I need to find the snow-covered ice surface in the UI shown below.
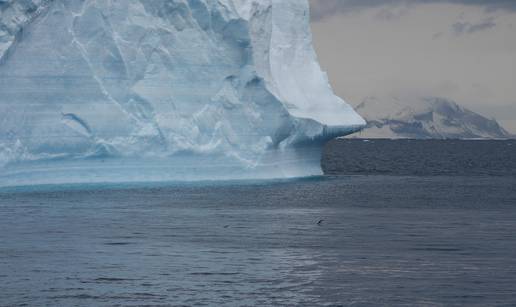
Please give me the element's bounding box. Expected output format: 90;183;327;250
352;96;510;139
0;0;364;187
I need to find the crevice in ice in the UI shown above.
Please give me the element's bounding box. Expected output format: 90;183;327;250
61;113;93;139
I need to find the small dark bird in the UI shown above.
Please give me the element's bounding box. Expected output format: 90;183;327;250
317;219;324;225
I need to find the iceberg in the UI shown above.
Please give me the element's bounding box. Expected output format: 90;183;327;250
0;0;365;187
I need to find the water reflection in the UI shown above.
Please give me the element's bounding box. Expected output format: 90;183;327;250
1;175;516;305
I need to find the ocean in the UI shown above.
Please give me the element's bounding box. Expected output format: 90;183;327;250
1;139;515;306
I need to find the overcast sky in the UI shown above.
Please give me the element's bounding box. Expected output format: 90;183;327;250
309;0;516;133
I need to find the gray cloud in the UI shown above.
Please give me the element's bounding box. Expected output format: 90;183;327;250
452;17;496;34
309;0;516;21
309;2;516;133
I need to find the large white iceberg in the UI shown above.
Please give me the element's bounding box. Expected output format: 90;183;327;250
0;0;365;187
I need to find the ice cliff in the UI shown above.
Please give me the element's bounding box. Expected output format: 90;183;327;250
0;0;365;186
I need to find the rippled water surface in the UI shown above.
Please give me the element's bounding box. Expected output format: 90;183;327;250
1;140;516;306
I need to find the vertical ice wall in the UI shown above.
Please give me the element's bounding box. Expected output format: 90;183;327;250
0;0;365;186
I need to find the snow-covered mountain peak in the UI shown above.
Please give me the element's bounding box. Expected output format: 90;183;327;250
354;96;511;139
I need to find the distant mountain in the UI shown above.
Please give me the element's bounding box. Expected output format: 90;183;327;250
351;96;512;139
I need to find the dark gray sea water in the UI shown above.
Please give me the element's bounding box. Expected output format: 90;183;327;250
1;139;516;306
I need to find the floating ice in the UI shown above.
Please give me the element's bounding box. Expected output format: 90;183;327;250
0;0;365;187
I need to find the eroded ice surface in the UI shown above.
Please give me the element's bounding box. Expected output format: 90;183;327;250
0;0;365;186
